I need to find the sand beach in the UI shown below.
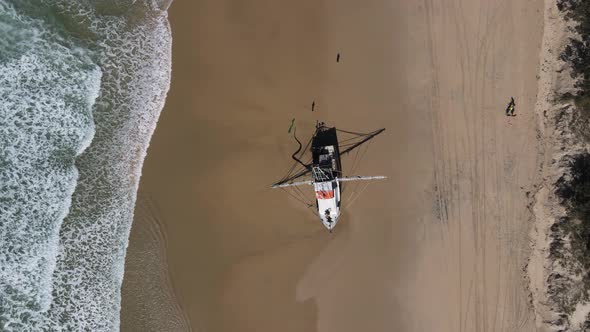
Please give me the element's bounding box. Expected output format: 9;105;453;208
122;0;547;331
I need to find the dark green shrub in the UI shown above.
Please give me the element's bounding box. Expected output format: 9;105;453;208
555;154;590;304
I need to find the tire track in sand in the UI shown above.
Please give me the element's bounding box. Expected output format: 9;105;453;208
415;0;542;331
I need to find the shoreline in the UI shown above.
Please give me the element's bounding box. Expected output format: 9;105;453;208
121;194;191;332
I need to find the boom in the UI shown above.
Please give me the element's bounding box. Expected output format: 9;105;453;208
272;176;386;188
272;180;313;188
339;128;385;156
336;175;387;182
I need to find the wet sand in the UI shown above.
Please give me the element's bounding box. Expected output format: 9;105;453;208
121;195;191;332
122;0;545;331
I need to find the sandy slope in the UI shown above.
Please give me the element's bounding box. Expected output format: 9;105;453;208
527;1;588;330
122;0;545;331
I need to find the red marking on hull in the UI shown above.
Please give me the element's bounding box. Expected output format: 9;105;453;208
316;190;335;199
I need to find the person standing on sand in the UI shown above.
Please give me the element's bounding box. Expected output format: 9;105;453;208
506;97;516;116
312;101;315;112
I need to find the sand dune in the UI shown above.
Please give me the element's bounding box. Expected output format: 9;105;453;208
122;0;545;331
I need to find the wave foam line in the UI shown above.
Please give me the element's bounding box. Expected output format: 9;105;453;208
39;3;174;331
0;1;101;330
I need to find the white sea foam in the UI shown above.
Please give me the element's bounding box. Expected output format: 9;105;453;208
0;2;101;330
40;1;173;331
0;1;172;331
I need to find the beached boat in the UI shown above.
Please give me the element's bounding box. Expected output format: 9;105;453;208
272;122;386;231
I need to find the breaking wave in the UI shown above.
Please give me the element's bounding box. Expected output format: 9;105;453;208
0;0;172;330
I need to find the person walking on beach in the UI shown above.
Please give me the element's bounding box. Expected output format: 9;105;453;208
506;97;516;116
312;101;315;112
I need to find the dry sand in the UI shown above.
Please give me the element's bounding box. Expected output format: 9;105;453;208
122;0;546;331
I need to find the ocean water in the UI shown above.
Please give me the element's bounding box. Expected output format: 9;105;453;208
0;1;172;330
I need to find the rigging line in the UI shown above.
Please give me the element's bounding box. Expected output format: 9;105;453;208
339;135;366;144
342;146;362;195
292;180;306;196
293;185;311;206
286;178;312;206
344;181;371;210
280;187;313;208
336;128;372;136
275;167;312;186
282;164;307;182
340;135;362;142
349;138;370;179
350;137;371;179
339;128;385;156
292;157;313;174
341;179;357;206
339;142;364;147
296;189;314;210
350;149;363;191
349;143;363;174
281;161;299;182
338;142;359;148
351;139;372;176
280;156;314;183
345;140;372;196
